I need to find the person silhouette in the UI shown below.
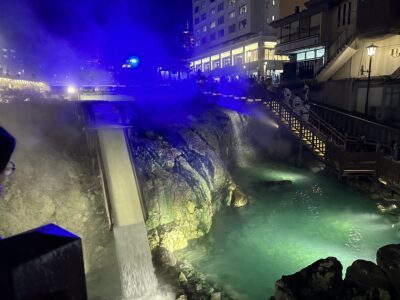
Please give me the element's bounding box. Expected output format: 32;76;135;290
0;127;16;197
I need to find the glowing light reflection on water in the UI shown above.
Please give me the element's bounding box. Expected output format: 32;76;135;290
176;163;400;299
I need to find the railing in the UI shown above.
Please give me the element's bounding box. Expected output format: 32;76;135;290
325;142;377;177
206;90;346;159
311;102;400;147
267;100;326;157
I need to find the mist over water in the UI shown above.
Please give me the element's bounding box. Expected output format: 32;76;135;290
176;163;400;299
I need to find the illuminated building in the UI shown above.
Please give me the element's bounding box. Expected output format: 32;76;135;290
271;0;400;121
191;0;306;79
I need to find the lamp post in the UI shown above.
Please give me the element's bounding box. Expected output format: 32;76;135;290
364;44;377;115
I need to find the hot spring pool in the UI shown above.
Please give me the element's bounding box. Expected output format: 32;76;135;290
175;163;400;299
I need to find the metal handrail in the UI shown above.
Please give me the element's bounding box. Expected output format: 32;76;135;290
277;100;346;146
311;102;400;132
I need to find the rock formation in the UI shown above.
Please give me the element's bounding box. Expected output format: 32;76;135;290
130;108;250;252
274;244;400;300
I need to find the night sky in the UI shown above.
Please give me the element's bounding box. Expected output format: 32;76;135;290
0;0;192;74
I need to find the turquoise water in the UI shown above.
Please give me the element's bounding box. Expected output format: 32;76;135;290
175;163;400;299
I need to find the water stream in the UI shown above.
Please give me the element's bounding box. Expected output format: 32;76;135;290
176;163;400;299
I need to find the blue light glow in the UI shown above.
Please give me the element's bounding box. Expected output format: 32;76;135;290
128;56;140;68
36;223;79;239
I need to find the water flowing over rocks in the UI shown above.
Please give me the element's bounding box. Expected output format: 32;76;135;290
129;108;250;253
274;244;400;300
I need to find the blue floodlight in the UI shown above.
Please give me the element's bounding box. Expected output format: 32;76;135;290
128;56;140;68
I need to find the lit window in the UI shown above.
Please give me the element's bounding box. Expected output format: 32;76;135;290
229;0;236;5
297;53;306;61
272;0;275;5
210;21;217;28
203;25;207;32
229;11;235;18
239;4;247;15
272;15;275;21
210;8;216;15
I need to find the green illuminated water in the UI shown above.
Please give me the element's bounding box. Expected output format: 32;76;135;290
175;163;400;299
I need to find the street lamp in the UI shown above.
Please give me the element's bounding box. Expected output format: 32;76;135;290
364;44;378;115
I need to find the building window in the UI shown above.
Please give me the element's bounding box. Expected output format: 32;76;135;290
342;3;346;26
239;4;247;15
228;24;236;33
218;16;224;25
210;0;216;3
200;1;206;9
195;41;200;47
213;60;220;69
266;48;290;61
195;17;200;25
201;37;207;44
272;0;275;5
196;30;201;36
201;13;207;21
234;54;243;65
337;5;341;27
218;2;224;11
246;49;258;63
202;25;207;32
229;0;236;5
203;62;211;71
195;6;199;13
239;19;247;30
272;15;275;21
210;8;216;15
348;2;352;24
210;21;217;28
223;57;231;67
289;21;299;40
299;17;311;38
229;11;235;18
210;33;216;40
218;29;225;37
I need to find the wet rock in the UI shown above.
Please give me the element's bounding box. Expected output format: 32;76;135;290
232;189;248;208
152;246;177;267
179;272;188;284
275;257;343;300
132;109;251;251
377;244;400;298
210;292;222;300
344;259;392;300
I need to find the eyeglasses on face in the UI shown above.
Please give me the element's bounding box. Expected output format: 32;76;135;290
4;161;16;177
